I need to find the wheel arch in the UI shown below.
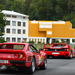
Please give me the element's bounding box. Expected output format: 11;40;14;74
33;55;36;62
71;50;72;53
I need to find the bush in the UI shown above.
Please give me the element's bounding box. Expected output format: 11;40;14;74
28;41;34;43
38;41;41;44
0;38;7;43
47;42;49;44
42;42;45;44
55;40;59;43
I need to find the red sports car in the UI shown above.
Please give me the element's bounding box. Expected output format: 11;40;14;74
42;43;75;59
0;43;47;74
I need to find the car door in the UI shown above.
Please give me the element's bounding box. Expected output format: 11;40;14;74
29;45;42;67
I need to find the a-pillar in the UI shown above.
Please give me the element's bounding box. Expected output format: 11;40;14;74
70;38;72;44
50;38;52;44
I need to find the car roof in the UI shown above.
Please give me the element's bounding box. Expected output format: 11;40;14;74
0;42;29;45
53;43;67;45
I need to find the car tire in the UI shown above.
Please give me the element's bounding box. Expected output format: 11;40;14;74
40;56;47;70
25;57;35;74
69;51;72;59
47;56;50;59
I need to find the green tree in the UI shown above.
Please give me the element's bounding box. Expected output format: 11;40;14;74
67;0;73;14
23;0;32;15
0;4;7;37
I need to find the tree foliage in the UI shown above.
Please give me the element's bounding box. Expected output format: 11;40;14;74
0;4;7;36
0;4;7;42
0;0;75;27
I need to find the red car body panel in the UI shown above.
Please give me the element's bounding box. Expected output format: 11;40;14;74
0;43;46;68
43;43;75;58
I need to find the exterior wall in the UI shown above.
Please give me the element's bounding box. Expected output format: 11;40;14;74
28;21;46;37
27;37;46;44
2;10;29;43
52;22;75;38
29;21;75;39
2;10;75;44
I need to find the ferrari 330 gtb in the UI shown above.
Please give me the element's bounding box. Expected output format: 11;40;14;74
43;43;75;59
0;43;47;74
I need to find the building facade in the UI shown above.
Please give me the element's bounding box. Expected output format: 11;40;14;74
28;21;75;44
1;10;75;44
2;10;29;43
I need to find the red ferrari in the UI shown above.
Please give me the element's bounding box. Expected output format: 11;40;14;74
0;43;47;74
42;43;75;59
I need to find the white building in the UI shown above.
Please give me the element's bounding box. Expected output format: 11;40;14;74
2;10;29;43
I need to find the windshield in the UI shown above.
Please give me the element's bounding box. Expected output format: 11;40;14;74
53;44;65;48
0;44;25;50
44;44;52;48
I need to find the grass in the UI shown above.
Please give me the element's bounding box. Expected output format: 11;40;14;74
69;44;75;48
32;44;44;50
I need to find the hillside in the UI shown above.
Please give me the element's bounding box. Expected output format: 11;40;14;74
0;0;75;28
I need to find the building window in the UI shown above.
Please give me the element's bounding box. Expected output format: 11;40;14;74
6;15;11;17
7;21;10;25
2;37;5;40
12;38;16;42
23;17;26;19
12;21;16;26
6;37;10;42
6;29;10;33
18;22;21;26
23;30;26;34
12;15;16;18
23;22;26;27
17;16;22;19
47;31;52;35
3;14;5;17
18;38;21;42
12;29;16;34
18;29;21;34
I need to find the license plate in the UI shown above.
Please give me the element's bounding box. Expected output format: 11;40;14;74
52;52;59;54
0;60;8;63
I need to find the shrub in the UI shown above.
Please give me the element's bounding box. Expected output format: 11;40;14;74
0;38;7;43
42;42;45;44
55;40;59;43
38;41;41;44
28;41;34;43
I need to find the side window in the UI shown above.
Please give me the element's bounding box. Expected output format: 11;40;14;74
29;46;33;52
29;45;39;53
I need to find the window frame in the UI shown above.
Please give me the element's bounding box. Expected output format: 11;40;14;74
12;29;16;34
6;37;10;42
12;38;16;42
7;21;10;25
18;29;21;34
12;21;16;26
23;30;26;34
18;22;21;26
23;22;26;27
6;29;10;33
29;45;39;53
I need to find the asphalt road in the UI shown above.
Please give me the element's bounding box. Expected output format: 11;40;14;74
0;57;75;75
